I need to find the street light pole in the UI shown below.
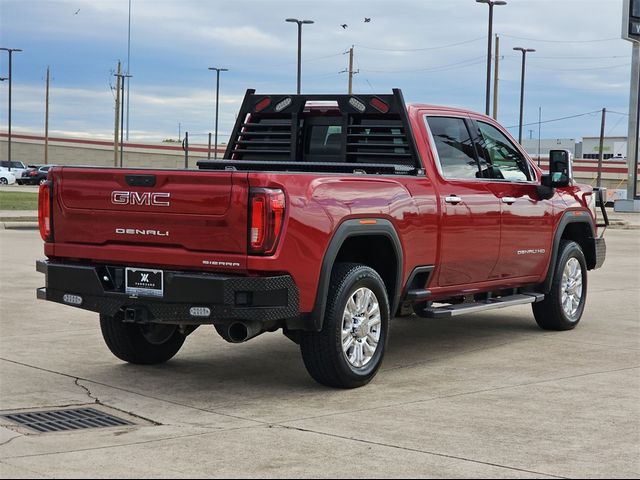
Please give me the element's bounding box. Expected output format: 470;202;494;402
513;47;535;144
285;18;314;94
0;47;23;171
476;0;506;116
208;67;228;160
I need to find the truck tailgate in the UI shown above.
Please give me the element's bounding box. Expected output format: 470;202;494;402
52;168;249;257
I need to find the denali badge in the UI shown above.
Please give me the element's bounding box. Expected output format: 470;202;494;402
111;191;170;207
517;249;546;255
116;228;169;237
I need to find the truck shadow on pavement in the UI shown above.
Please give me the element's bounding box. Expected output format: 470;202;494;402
102;313;544;397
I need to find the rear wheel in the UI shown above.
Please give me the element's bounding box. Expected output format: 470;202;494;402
0;178;8;185
100;314;185;364
533;240;587;330
300;263;389;389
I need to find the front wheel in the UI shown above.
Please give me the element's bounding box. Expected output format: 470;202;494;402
100;314;186;364
300;263;390;389
0;178;8;185
533;240;588;331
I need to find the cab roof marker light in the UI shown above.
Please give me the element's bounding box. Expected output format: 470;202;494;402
370;97;390;113
274;97;293;112
348;97;366;113
254;97;272;113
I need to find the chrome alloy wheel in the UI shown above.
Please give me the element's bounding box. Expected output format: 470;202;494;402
341;287;382;368
561;257;583;318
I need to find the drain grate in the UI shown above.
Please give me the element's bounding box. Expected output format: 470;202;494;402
1;408;132;433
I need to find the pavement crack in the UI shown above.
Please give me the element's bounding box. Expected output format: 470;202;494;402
271;424;568;479
0;357;264;427
74;378;99;405
0;435;22;448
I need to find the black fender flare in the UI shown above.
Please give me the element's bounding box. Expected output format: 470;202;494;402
542;210;595;293
310;219;403;331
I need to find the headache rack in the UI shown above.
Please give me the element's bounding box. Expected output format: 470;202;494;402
197;89;423;175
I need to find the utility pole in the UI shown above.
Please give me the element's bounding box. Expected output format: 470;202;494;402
114;69;132;167
596;108;607;188
113;62;121;167
44;66;50;165
492;35;500;120
348;46;355;94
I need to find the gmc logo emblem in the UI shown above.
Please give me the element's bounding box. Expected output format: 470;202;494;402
111;191;170;207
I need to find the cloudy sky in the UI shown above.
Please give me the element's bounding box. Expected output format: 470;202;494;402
0;0;633;143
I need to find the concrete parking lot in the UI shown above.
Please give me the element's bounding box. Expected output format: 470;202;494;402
0;227;638;478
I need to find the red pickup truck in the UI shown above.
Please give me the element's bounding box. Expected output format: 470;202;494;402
37;89;607;388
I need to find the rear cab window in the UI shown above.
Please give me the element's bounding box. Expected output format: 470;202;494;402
425;116;480;180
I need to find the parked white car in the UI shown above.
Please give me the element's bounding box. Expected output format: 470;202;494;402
0;160;29;179
0;170;16;185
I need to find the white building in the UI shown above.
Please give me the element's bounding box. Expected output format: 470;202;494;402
521;138;576;158
581;136;627;160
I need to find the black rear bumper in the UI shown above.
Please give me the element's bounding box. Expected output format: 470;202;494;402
37;260;300;326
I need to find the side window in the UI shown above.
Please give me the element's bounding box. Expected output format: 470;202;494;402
426;116;479;179
476;122;532;182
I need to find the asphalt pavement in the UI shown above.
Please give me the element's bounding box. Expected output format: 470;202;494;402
0;228;638;478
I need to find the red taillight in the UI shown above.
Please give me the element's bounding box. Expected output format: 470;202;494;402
38;182;51;241
249;188;285;255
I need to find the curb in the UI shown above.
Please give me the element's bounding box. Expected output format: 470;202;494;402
2;222;38;230
0;216;37;223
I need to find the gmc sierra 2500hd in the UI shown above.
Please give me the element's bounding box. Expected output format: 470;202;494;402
37;89;608;388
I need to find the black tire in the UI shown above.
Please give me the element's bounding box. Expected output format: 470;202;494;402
300;263;390;389
0;178;8;185
533;240;588;331
100;314;185;364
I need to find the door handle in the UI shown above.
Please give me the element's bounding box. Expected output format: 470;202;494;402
501;197;517;205
445;195;462;205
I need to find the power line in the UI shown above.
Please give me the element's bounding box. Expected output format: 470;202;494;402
608;110;630;116
499;34;620;43
524;55;627;60
505;110;601;129
356;36;485;52
360;56;486;74
525;62;631;72
606;113;626;136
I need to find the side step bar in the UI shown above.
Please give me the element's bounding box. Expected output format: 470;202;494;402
418;293;544;319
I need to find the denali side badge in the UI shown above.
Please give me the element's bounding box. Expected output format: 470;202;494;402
111;191;170;207
517;249;546;255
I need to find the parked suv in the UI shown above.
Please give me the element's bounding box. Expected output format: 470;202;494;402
18;165;55;185
36;89;608;388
